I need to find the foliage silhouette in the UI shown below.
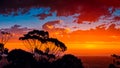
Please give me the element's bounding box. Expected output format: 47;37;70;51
111;54;120;59
108;54;120;68
44;38;67;58
0;55;2;60
5;49;36;68
19;30;49;52
2;46;84;68
0;31;12;55
3;48;9;54
1;31;12;45
19;30;67;61
0;43;4;55
34;48;44;55
109;64;116;68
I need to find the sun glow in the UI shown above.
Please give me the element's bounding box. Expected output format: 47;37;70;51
84;44;97;49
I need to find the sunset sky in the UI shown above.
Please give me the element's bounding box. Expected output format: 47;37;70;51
0;0;120;56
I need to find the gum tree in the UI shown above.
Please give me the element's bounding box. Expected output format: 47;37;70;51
19;30;67;60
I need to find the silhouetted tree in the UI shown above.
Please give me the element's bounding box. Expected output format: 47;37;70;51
109;54;120;68
0;43;4;55
34;48;44;55
52;54;84;68
6;49;36;68
3;48;9;54
19;30;49;53
47;54;55;61
19;30;67;61
111;54;120;59
0;31;12;55
1;31;12;44
46;38;67;56
109;64;116;68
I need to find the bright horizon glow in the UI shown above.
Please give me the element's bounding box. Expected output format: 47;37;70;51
5;40;120;56
84;44;97;49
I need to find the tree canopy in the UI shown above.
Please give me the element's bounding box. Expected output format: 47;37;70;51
19;30;67;58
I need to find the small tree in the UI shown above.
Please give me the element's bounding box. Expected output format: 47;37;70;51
0;31;12;55
1;31;12;45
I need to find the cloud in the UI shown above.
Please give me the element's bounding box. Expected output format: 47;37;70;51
0;0;120;23
34;13;52;20
42;20;62;30
0;25;32;41
42;20;70;37
49;23;120;43
113;16;120;21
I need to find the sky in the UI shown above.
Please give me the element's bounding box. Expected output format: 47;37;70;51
0;0;120;56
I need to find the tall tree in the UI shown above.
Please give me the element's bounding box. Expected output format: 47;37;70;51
19;30;49;53
19;30;67;59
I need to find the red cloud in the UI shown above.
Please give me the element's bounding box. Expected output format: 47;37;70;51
0;0;120;23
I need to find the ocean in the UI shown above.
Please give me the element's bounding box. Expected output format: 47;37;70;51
79;56;113;68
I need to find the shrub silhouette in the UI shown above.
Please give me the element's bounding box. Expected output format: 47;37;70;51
5;49;36;68
0;55;2;60
0;43;4;55
109;64;116;68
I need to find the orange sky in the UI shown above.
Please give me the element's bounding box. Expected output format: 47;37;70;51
5;37;120;56
3;24;120;56
41;24;120;56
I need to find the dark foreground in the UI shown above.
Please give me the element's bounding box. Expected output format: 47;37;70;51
0;49;84;68
0;55;112;68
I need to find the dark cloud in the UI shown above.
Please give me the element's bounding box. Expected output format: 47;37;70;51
113;16;120;21
35;13;52;20
0;0;120;23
